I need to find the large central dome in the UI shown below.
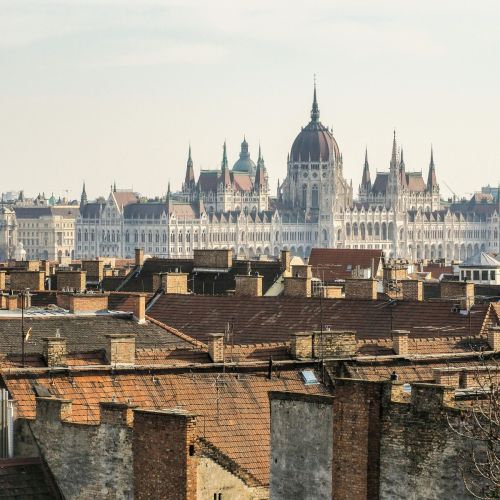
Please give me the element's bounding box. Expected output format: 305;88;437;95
290;87;340;162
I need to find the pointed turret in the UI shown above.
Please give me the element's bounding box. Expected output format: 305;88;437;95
390;130;398;169
80;182;87;208
427;146;437;191
399;148;407;187
361;147;371;190
184;144;195;188
254;146;267;189
310;79;320;122
113;181;117;193
219;141;231;188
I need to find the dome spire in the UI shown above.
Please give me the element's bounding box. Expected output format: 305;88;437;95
361;147;371;190
310;74;320;122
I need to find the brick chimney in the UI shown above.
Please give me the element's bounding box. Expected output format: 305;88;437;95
161;273;188;294
313;330;357;358
6;295;18;311
283;268;312;298
392;330;409;356
344;278;378;300
0;271;6;290
281;250;291;276
100;401;136;427
401;280;423;301
105;334;136;366
133;408;198;499
131;294;146;324
235;274;263;297
488;326;500;351
290;332;313;359
36;397;72;423
57;292;109;313
207;333;224;363
135;248;144;267
56;270;86;292
440;281;475;308
43;337;67;367
321;285;343;299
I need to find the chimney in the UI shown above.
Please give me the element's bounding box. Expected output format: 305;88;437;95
57;292;109;313
161;273;188;294
290;332;313;359
100;401;136;427
488;326;500;351
283;267;312;298
105;334;136;366
440;281;475;308
281;250;291;276
56;270;86;292
131;294;146;324
401;280;423;301
321;285;343;299
344;278;378;300
43;337;67;367
235;274;263;297
36;397;72;423
0;271;6;290
392;330;409;356
135;248;144;267
6;295;17;311
207;333;224;363
313;330;357;358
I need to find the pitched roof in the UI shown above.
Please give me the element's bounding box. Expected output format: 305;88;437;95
4;367;328;486
0;314;194;360
460;252;500;268
112;191;138;207
372;172;389;194
405;172;426;192
123;203;167;219
309;248;384;281
147;295;493;345
13;207;79;219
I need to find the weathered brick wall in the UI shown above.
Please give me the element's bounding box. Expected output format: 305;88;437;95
10;271;45;291
290;333;313;359
379;384;477;499
401;280;423;301
283;277;311;298
18;399;134;499
208;333;224;363
81;260;104;282
15;260;40;271
133;409;198;500
106;335;136;365
0;271;6;290
332;379;383;500
291;264;312;278
313;331;357;358
344;279;377;300
162;273;188;294
56;271;86;291
270;392;333;500
235;275;263;297
281;250;291;275
43;338;67;367
194;249;232;269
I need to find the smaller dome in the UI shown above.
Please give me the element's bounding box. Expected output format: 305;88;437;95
232;137;256;175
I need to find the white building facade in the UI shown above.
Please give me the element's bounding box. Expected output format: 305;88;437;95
76;88;500;261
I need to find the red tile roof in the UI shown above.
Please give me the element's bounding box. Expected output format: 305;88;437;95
148;295;494;345
309;248;384;281
4;366;327;486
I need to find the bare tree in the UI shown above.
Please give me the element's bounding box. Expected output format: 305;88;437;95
450;360;500;498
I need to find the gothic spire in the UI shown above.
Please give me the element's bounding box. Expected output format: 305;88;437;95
220;141;231;187
427;146;437;191
361;147;371;190
113;181;117;193
399;148;407;187
80;182;87;208
390;130;398;169
255;146;266;188
310;76;320;122
185;144;195;187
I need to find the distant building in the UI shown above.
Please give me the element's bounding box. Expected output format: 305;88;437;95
458;252;500;285
74;85;499;260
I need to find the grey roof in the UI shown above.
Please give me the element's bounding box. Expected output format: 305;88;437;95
14;206;80;219
0;314;191;356
460;252;500;268
79;203;104;218
124;203;167;219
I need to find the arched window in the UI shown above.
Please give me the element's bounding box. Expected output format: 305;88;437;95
374;223;380;237
311;185;319;209
84;230;88;242
125;231;130;243
134;231;138;243
346;223;351;237
367;223;373;236
162;231;167;243
353;223;358;237
302;184;307;209
382;223;387;240
155;231;159;243
360;223;366;240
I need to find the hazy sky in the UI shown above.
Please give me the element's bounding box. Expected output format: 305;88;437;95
1;0;499;201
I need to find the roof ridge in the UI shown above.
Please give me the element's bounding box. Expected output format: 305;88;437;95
145;315;207;349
